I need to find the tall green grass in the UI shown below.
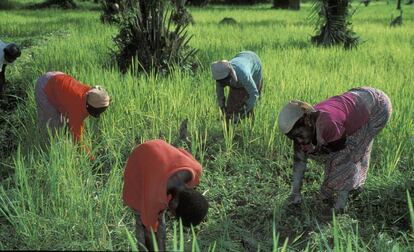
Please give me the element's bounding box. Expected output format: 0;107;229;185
1;2;414;250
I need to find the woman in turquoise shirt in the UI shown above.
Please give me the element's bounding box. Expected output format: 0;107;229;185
211;51;263;123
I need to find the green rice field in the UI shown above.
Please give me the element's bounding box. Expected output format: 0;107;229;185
0;0;414;250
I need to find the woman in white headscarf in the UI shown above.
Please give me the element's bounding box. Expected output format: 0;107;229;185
211;51;263;123
35;71;110;159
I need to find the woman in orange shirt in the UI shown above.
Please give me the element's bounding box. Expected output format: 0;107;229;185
123;139;209;251
35;71;110;154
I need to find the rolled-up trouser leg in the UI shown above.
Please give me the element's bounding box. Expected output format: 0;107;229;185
35;72;65;134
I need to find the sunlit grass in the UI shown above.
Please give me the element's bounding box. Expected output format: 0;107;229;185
0;1;414;250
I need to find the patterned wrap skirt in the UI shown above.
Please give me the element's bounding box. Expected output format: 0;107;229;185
309;87;392;197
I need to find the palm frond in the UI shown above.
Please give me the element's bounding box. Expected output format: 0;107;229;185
310;0;360;49
113;0;198;75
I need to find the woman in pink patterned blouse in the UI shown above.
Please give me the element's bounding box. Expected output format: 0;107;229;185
278;87;392;211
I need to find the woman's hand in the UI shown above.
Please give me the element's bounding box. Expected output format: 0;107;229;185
299;144;316;154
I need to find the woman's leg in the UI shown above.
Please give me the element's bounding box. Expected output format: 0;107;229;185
134;211;148;251
156;211;166;251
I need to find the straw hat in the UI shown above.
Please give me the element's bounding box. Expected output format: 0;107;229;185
211;60;238;82
278;100;315;134
87;86;110;108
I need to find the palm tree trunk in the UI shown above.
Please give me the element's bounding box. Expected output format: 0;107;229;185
397;0;402;9
289;0;300;9
272;0;300;10
272;0;290;9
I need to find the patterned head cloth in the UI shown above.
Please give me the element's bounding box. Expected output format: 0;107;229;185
278;100;316;134
211;60;238;82
87;86;110;108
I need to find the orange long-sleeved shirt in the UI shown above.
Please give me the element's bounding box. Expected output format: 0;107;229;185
123;140;202;232
44;74;91;142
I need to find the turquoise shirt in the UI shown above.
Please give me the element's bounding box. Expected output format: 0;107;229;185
216;51;262;113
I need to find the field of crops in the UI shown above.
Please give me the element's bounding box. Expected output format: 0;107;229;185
1;0;414;250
